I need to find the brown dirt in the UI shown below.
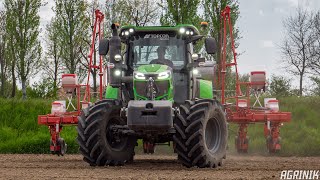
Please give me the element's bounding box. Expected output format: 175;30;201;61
0;154;319;180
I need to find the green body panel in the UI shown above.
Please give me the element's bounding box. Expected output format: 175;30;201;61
199;80;213;99
133;64;173;101
105;85;119;99
120;24;200;35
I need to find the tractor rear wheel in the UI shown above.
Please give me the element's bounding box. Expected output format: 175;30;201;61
77;100;136;166
173;99;228;168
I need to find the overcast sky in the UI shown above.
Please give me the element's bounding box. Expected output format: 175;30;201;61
236;0;319;88
1;0;319;88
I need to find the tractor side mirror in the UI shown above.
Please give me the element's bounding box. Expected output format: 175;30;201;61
99;38;109;55
205;37;217;54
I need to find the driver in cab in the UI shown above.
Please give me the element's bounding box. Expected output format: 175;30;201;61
150;46;174;68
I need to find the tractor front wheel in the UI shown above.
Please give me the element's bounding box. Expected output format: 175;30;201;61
77;100;136;166
174;99;228;168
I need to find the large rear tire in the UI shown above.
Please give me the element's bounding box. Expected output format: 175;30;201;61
77;100;136;166
173;99;228;168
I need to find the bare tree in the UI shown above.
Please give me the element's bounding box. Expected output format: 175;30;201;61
280;7;316;96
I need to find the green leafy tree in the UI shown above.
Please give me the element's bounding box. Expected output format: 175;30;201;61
160;0;201;25
269;75;292;97
4;0;42;99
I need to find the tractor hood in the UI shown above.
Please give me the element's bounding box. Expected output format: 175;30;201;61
136;64;171;74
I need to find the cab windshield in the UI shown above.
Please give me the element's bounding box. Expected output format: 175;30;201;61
130;35;185;69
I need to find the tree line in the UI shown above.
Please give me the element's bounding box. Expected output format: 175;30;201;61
0;0;240;99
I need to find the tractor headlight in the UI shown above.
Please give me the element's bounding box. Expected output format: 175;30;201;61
179;27;194;36
158;71;171;80
134;72;145;80
114;54;122;62
179;27;186;34
121;29;134;37
114;70;121;76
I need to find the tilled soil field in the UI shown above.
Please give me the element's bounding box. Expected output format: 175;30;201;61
0;154;319;180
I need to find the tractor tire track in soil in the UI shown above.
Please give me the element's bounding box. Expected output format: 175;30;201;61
0;154;319;180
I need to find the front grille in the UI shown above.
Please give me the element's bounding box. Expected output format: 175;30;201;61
135;80;169;99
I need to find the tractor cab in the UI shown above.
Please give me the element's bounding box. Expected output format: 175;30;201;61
100;24;217;104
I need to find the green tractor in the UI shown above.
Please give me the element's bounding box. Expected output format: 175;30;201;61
77;23;228;168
